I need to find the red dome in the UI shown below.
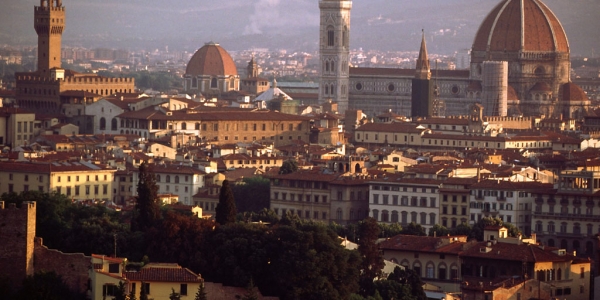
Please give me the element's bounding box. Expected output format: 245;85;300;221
562;82;588;102
472;0;569;53
185;42;238;77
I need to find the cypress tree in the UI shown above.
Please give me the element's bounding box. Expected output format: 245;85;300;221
135;162;161;231
215;180;237;225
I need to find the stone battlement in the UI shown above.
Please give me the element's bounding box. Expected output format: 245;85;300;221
35;6;65;12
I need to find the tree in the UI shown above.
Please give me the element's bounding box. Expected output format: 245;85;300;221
400;222;426;236
169;288;181;300
112;281;128;300
139;282;148;300
428;224;450;237
450;222;472;237
279;159;298;174
379;223;403;238
231;177;270;213
135;162;161;231
215;180;237;225
387;267;426;300
239;278;259;300
16;271;83;300
194;282;207;300
358;217;385;295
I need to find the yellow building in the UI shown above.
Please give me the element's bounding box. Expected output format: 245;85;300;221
0;107;40;148
89;255;203;300
0;161;116;202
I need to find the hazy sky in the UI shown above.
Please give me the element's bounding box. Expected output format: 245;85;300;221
1;0;598;56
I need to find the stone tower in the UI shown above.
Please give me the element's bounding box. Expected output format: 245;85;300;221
0;201;36;288
247;55;258;78
319;0;351;113
411;31;434;118
34;0;65;76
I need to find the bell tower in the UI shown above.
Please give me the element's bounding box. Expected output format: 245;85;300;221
319;0;351;113
34;0;65;76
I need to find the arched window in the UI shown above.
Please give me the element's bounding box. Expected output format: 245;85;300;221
156;175;161;182
175;176;180;184
331;61;335;72
230;77;235;89
557;268;562;280
343;26;348;48
426;263;435;278
336;208;342;220
181;123;187;130
166;175;171;183
327;26;335;47
438;263;447;280
195;123;200;130
111;118;117;131
325;61;330;72
211;78;218;88
372;209;379;221
381;210;389;222
99;117;106;130
325;84;329;95
391;211;399;223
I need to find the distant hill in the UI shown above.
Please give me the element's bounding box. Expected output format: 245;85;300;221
1;0;598;56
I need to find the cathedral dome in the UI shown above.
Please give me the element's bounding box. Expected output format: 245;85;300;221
472;0;569;53
185;42;238;77
561;82;588;102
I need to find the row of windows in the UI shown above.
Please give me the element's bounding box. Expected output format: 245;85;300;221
57;185;108;196
372;185;437;193
441;206;467;216
275;208;327;220
58;174;109;183
8;174;44;182
7;184;43;193
273;192;328;203
16;121;35;133
534;221;599;235
397;260;458;281
470;202;514;211
335;208;366;221
471;213;512;224
158;185;189;193
372;194;437;208
155;175;190;183
371;210;436;225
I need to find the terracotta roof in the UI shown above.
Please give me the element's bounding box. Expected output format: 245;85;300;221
507;85;519;100
185;42;237;77
472;0;569;53
379;235;467;254
562;82;589;102
460;241;575;263
125;264;202;283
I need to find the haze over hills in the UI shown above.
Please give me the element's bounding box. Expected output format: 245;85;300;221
1;0;599;56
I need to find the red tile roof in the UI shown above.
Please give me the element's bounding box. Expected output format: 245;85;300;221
125;264;202;283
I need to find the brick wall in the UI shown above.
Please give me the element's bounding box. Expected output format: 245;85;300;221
34;237;91;295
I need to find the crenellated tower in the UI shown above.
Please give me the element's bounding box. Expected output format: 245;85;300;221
34;0;65;76
319;0;352;113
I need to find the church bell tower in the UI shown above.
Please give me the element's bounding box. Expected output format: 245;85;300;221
319;0;351;113
34;0;65;76
411;31;434;119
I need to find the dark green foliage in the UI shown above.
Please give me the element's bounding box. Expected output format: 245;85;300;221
358;217;385;295
135;162;161;231
112;281;128;300
139;282;148;300
387;267;427;300
146;211;214;271
449;222;472;237
279;159;298;174
201;222;360;299
378;223;403;238
16;271;84;300
169;288;181;300
216;180;237;225
428;224;450;237
470;217;521;241
400;222;426;236
372;280;411;300
194;283;207;300
238;278;259;300
231;177;270;213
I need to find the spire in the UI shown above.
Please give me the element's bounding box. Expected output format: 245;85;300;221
416;29;431;80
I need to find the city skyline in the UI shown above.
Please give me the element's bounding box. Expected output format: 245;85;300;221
1;0;599;56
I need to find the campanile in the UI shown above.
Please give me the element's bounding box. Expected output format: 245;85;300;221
34;0;65;76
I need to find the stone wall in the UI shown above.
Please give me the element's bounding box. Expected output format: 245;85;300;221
0;201;36;288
